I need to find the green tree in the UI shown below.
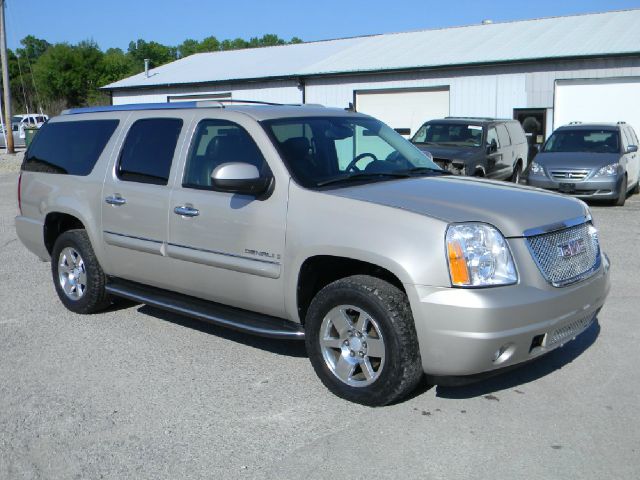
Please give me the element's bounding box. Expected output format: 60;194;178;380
33;40;103;109
127;39;177;72
199;36;221;52
220;38;249;51
178;38;200;58
15;35;51;62
100;48;134;85
248;34;286;48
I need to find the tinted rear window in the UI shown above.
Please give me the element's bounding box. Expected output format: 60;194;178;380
22;120;119;175
117;118;183;185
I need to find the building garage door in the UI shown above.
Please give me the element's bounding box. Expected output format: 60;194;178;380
355;87;450;138
554;78;640;135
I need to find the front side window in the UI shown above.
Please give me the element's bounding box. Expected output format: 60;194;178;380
411;123;483;147
117;118;183;185
264;116;441;188
22;120;119;175
183;119;269;189
543;129;619;153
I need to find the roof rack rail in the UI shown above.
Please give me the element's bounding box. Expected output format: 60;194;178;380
568;121;583;125
62;99;322;115
617;121;626;124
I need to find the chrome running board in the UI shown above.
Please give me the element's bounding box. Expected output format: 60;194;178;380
106;278;305;340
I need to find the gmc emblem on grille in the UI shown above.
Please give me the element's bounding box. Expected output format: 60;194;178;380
557;238;587;258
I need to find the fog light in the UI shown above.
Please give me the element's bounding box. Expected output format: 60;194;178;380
492;343;515;364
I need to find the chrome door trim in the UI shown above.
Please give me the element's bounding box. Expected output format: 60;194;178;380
166;242;281;279
103;230;164;255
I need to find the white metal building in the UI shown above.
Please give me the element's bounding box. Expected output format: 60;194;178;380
103;9;640;142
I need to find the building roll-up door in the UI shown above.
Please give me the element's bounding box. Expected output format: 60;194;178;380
554;78;640;136
355;87;450;138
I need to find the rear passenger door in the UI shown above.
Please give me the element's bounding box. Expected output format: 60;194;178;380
101;112;191;287
165;114;288;318
494;123;513;179
623;127;639;187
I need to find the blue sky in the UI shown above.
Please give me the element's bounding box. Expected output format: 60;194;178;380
5;0;640;51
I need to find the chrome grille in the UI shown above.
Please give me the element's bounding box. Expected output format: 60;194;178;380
550;169;590;181
547;313;595;347
526;222;600;287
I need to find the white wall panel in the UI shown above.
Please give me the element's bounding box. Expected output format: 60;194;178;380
355;88;449;136
112;80;301;105
554;77;640;134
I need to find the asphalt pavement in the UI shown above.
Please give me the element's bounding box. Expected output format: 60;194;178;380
1;169;639;479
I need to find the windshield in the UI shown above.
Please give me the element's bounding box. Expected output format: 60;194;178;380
543;129;620;153
411;122;483;147
263;116;442;188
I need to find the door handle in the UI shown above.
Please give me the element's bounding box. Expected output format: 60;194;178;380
174;205;200;217
105;195;126;206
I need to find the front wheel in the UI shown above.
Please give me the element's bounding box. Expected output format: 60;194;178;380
511;162;522;183
614;175;628;206
51;229;111;314
305;275;423;406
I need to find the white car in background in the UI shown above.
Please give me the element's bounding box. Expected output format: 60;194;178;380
1;113;49;147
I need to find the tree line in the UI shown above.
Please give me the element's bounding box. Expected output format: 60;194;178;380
3;34;303;116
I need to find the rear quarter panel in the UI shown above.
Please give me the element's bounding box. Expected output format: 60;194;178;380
17;112;130;265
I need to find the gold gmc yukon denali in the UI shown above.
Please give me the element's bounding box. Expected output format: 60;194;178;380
15;102;610;405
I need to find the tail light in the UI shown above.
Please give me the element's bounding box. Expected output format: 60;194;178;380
17;172;22;215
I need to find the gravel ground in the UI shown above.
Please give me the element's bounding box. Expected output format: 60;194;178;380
1;171;639;479
0;151;24;174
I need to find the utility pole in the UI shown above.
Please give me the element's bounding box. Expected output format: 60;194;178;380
0;0;14;153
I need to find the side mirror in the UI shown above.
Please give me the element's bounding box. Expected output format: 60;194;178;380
626;145;638;154
486;139;498;154
211;162;271;196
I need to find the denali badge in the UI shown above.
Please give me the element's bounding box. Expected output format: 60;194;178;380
558;238;587;258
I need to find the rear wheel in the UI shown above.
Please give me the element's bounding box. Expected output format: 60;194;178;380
305;275;423;406
615;175;628;206
632;180;640;195
51;229;111;314
511;161;522;183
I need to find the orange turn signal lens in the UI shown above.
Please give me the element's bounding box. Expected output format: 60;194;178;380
447;241;470;286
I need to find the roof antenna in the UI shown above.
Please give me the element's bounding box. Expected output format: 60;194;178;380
345;102;355;112
144;59;150;78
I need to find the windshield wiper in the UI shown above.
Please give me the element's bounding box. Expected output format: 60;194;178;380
401;167;452;176
316;171;410;187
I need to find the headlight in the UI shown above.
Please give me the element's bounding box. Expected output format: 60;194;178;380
446;223;517;287
530;161;544;175
593;163;618;177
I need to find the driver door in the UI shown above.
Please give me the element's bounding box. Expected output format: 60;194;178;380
165;114;288;317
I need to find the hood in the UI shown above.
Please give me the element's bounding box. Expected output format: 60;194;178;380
327;176;588;238
534;151;620;170
414;144;481;161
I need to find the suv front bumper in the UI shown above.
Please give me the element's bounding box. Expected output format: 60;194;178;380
405;255;610;377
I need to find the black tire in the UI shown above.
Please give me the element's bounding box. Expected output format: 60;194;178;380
510;161;522;183
615;175;627;206
305;275;423;406
51;229;111;314
632;180;640;195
